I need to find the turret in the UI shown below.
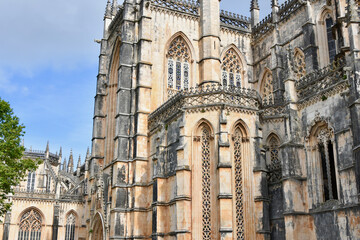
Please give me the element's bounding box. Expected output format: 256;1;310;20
67;150;74;173
76;155;81;177
199;0;221;85
250;0;259;27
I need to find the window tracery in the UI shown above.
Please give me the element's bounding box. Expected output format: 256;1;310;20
233;127;244;239
201;127;211;240
261;71;274;105
221;49;242;87
18;209;42;240
294;50;306;79
65;213;76;240
167;36;191;93
316;128;338;201
267;136;282;183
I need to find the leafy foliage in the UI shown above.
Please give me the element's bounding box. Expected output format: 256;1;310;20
0;98;41;217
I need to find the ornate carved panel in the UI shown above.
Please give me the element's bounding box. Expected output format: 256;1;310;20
233;128;245;239
201;128;211;240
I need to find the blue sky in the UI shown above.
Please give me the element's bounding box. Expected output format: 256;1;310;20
0;0;282;164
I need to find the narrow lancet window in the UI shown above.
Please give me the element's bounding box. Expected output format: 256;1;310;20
27;171;35;192
233;127;244;239
326;17;336;63
317;129;338;201
201;127;211;240
261;71;274;105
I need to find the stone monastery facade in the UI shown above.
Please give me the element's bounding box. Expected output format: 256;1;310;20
1;0;360;239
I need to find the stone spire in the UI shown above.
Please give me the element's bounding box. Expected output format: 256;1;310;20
85;147;90;172
45;141;50;159
58;147;62;169
111;0;118;16
76;155;81;177
250;0;259;10
62;157;67;171
67;150;74;173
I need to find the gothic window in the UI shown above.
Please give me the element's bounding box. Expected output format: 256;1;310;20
233;127;244;239
325;17;336;63
221;49;242;87
201;127;211;240
261;70;274;105
266;136;282;183
294;50;306;79
18;209;42;240
46;175;51;192
27;171;35;192
167;36;191;93
316;128;338;201
65;213;76;240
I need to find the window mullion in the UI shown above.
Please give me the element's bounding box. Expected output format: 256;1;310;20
323;140;334;200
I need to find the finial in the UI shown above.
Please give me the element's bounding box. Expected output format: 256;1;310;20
250;0;259;10
111;0;118;16
105;0;112;18
63;157;67;171
46;141;49;152
272;0;279;7
85;147;90;161
59;147;62;157
77;155;81;168
68;150;74;173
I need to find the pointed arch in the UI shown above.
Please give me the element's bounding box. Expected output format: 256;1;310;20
266;133;282;183
192;119;217;239
306;118;339;205
65;210;78;240
316;7;337;67
91;212;105;240
259;68;274;105
220;45;247;87
165;32;195;97
104;38;121;166
293;48;306;79
231;122;247;239
17;208;44;240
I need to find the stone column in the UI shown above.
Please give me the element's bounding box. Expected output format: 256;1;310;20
2;212;11;240
52;205;60;240
217;110;233;238
252;121;270;240
199;0;221;85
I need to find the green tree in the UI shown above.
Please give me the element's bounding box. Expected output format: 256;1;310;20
0;98;40;217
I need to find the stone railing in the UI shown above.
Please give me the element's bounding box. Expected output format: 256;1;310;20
295;57;347;102
149;85;260;131
13;187;56;199
151;0;199;16
253;13;273;39
60;194;84;202
278;0;305;22
220;10;250;31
